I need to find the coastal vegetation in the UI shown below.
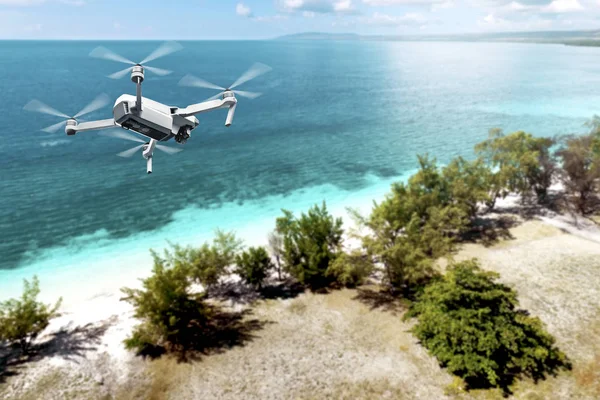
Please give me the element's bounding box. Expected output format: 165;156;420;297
116;126;600;394
406;259;569;391
3;125;598;398
234;246;274;289
0;276;62;354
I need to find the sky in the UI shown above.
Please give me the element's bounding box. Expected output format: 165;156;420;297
0;0;598;39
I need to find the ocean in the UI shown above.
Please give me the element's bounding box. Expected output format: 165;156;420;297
1;40;599;301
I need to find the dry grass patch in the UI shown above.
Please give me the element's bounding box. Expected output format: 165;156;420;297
129;288;452;400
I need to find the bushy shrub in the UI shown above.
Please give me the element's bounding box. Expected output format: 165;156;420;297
326;250;374;287
161;230;243;288
235;246;274;289
276;202;343;288
121;253;211;354
406;259;569;390
0;276;62;353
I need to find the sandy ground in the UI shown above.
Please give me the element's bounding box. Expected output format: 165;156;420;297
1;192;600;400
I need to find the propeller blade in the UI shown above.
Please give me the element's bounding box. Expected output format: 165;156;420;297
74;93;110;119
178;74;225;91
205;92;225;101
140;41;183;65
144;66;172;76
156;144;182;155
233;90;262;99
100;129;146;143
89;46;135;65
41;120;67;133
108;66;132;80
230;62;273;90
117;144;144;158
24;99;70;119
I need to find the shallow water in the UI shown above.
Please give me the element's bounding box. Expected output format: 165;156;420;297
1;40;599;298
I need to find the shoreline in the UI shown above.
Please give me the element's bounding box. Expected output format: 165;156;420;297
0;171;413;308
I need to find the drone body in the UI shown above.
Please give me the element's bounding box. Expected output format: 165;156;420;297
24;42;272;174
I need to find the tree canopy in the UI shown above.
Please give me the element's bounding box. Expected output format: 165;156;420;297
0;276;62;353
235;246;274;289
556;132;600;214
407;259;569;391
276;202;344;288
475;129;556;204
121;252;211;355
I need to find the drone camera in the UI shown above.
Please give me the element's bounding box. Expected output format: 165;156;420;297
175;126;191;144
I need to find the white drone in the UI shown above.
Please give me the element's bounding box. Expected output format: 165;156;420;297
23;41;272;174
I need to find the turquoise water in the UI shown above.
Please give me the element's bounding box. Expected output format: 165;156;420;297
1;41;599;297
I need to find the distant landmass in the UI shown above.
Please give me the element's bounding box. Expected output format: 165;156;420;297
276;30;600;47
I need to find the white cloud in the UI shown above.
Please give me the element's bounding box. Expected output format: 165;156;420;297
58;0;84;5
0;0;44;4
363;0;446;4
238;2;289;22
431;0;455;10
506;1;537;11
236;3;253;17
479;12;505;25
477;12;553;30
0;0;84;4
543;0;583;12
278;0;359;15
334;0;353;10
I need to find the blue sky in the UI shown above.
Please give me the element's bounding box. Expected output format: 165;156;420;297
0;0;598;39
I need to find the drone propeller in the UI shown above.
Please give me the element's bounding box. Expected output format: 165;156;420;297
89;41;183;79
178;62;272;100
23;94;111;133
99;130;182;158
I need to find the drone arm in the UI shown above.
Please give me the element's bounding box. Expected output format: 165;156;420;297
70;118;116;134
176;98;237;118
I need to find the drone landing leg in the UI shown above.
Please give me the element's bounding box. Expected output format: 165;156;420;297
146;156;152;174
136;77;142;113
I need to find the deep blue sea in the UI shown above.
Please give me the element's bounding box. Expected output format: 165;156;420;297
1;40;599;300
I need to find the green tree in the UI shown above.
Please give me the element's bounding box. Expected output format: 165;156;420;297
475;129;556;205
355;156;468;293
276;202;344;288
235;246;274;289
163;230;243;288
326;250;374;287
0;276;62;353
556;133;600;214
406;259;569;391
121;251;211;354
442;157;494;218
